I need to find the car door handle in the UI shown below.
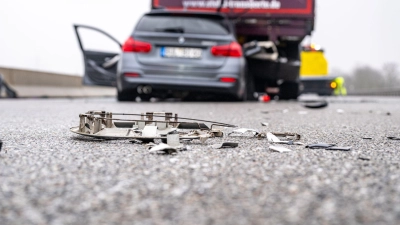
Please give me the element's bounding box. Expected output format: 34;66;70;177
102;55;120;69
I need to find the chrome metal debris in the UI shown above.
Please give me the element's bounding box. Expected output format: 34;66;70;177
305;143;336;149
70;111;234;142
267;132;304;145
211;142;239;149
272;132;301;141
269;145;292;153
326;146;352;151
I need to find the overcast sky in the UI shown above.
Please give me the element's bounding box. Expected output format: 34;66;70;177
1;0;399;76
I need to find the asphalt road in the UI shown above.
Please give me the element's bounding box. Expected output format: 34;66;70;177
1;96;400;225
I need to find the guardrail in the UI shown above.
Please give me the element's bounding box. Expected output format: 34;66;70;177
0;74;17;98
0;67;115;98
348;87;400;96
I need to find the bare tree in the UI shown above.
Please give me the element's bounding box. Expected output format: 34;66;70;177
382;63;400;88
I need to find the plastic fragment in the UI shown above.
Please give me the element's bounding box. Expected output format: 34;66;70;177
269;145;292;153
362;137;372;140
211;142;238;149
229;128;259;136
261;122;269;126
258;94;271;102
336;109;345;114
306;143;336;149
0;140;2;152
267;132;280;142
272;132;301;141
301;100;328;109
388;137;400;140
358;156;371;161
326;146;351;151
274;140;305;145
148;143;185;154
199;134;209;144
142;125;158;137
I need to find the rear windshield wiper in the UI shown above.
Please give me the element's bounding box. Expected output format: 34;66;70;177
155;27;185;33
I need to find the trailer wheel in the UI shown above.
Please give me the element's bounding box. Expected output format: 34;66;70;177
279;81;299;100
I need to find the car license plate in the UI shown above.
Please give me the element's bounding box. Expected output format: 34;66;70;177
161;47;202;59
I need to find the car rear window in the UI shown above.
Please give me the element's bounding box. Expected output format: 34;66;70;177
136;15;230;35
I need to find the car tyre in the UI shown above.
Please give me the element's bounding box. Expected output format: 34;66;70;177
117;90;135;102
279;81;299;100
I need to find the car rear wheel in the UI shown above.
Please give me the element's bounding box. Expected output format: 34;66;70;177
117;90;136;102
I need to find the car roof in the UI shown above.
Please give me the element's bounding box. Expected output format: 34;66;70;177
146;9;227;20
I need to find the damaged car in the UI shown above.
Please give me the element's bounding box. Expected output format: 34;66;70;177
74;10;246;101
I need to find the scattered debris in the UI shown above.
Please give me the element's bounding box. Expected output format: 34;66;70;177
0;140;2;152
298;111;308;115
306;143;336;149
336;109;345;114
229;128;259;136
211;142;239;149
362;137;372;140
261;122;269;126
269;145;292;153
388;137;400;140
300;100;328;109
267;132;280;142
70;111;234;142
326;146;352;151
272;132;301;141
261;109;282;114
258;94;271;102
148;143;184;155
266;132;304;145
358;156;371;161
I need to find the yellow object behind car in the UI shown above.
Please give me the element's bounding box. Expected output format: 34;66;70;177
300;51;328;76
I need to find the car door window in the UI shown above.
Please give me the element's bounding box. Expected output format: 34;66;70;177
77;28;121;53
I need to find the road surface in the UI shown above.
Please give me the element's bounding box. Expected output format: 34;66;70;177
1;96;400;224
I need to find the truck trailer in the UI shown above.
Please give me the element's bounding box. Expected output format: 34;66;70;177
152;0;315;99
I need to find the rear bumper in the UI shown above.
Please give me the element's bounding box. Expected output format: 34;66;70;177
118;75;243;97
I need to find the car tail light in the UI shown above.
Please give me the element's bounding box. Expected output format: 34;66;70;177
122;37;151;53
211;42;242;57
124;72;140;77
220;77;237;83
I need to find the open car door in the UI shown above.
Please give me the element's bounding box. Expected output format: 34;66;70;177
74;24;121;86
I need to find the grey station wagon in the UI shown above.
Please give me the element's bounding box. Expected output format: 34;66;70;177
74;10;246;101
